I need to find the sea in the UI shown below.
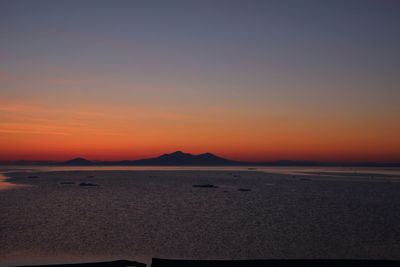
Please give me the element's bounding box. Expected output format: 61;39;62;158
1;165;400;265
1;165;400;190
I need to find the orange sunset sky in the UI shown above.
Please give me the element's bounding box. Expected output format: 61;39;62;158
1;1;400;162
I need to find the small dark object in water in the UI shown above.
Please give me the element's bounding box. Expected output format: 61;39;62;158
300;178;312;181
79;182;98;186
239;188;251;192
248;167;257;170
60;182;75;185
193;184;218;188
28;175;39;178
87;175;94;178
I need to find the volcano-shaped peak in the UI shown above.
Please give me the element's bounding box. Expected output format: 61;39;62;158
159;151;194;159
169;151;187;155
63;157;92;165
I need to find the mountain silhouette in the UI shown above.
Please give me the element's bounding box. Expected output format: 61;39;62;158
63;157;93;165
56;152;400;167
132;151;239;166
60;151;240;166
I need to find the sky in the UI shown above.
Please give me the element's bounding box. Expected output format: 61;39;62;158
0;0;399;162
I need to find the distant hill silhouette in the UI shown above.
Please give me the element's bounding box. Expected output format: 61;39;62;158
57;152;400;167
63;157;94;165
60;151;242;166
131;151;239;166
3;151;399;167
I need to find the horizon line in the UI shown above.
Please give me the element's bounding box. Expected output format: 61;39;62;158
1;150;400;165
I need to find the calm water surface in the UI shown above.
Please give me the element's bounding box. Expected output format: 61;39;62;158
1;166;400;264
1;165;400;190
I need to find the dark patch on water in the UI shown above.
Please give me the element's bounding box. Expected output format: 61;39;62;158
238;188;251;192
192;184;218;188
79;182;98;186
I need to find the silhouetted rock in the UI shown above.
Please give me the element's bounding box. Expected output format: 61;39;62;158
27;175;39;178
60;182;75;185
238;188;251;192
193;184;218;188
79;182;98;186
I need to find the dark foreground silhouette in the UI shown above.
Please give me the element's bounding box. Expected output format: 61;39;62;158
13;258;400;267
14;260;144;267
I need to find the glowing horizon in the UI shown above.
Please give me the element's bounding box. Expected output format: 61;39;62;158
1;1;399;163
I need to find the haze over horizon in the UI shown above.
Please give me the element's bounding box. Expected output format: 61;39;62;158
1;0;400;163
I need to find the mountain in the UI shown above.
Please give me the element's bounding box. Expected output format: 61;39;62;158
131;151;240;166
63;157;93;165
39;152;400;167
59;151;242;166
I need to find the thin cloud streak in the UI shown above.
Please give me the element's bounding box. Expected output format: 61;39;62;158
0;107;18;111
0;129;69;135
